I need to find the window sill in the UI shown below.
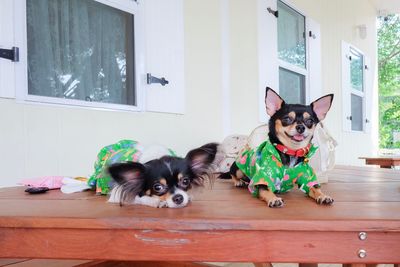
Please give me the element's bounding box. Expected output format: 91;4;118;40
16;95;143;113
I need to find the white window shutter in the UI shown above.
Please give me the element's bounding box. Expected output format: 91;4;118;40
0;0;16;99
364;56;372;133
341;41;352;132
143;0;184;114
257;0;278;122
307;18;322;103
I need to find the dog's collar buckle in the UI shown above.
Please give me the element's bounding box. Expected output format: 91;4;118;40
274;143;311;157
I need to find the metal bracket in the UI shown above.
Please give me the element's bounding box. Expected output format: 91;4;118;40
267;7;279;18
0;47;19;62
147;73;169;86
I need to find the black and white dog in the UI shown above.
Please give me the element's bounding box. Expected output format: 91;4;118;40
108;143;219;208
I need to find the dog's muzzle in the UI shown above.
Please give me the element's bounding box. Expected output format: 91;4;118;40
167;188;190;208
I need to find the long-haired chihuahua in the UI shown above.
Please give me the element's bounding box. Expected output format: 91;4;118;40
107;143;219;208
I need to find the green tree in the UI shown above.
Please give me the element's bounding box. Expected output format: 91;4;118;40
378;15;400;148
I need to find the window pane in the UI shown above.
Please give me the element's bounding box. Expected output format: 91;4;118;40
351;94;363;131
277;0;306;68
350;48;363;92
279;67;305;104
27;0;135;105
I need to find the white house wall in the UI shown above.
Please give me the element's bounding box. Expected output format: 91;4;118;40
290;0;379;166
0;0;224;187
0;0;378;187
228;0;379;166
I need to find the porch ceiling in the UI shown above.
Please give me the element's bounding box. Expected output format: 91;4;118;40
369;0;400;15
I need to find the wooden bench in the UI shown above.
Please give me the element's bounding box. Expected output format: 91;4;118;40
0;165;399;266
359;156;400;168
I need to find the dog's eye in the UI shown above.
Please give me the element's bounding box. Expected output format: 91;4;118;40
153;183;166;192
182;178;190;186
281;116;294;125
178;177;191;189
304;119;314;128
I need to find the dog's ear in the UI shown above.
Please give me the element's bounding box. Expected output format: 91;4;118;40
108;162;146;184
108;162;146;204
265;87;285;117
186;143;218;174
311;94;334;121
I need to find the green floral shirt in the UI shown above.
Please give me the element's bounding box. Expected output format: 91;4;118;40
236;140;319;197
88;140;176;195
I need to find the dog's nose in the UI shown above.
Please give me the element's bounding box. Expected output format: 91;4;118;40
296;124;305;134
172;194;184;205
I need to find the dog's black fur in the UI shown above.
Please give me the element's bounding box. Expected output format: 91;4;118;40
220;87;334;207
108;143;218;208
267;93;333;166
222;87;333;177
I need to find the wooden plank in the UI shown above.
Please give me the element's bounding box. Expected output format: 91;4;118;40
0;198;400;231
0;259;29;266
328;170;400;180
0;229;399;263
75;262;215;267
1;179;400;232
0;166;399;264
360;157;400;168
330;165;400;174
3;259;94;267
1;260;213;267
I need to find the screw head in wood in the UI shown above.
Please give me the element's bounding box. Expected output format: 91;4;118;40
358;232;367;240
358;249;367;258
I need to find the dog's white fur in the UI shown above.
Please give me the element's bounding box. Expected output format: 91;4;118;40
108;185;190;208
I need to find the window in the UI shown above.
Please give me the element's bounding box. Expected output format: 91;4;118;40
257;0;321;121
342;41;372;133
7;0;185;113
21;0;140;110
349;48;365;131
277;0;307;104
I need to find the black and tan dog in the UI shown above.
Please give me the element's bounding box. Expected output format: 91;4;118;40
224;87;334;208
108;143;219;208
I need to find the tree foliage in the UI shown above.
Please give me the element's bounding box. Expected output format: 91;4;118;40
378;15;400;148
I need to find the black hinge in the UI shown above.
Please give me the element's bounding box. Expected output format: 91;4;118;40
309;31;316;39
365;65;369;70
0;47;19;62
267;7;279;18
147;73;169;86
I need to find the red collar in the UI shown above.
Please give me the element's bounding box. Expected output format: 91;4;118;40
274;143;311;157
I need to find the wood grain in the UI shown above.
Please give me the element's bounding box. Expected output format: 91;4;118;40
0;166;399;264
359;157;400;168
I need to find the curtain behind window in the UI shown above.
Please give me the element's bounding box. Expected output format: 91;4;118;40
27;0;135;105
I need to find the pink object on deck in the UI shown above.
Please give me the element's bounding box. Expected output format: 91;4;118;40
19;176;69;189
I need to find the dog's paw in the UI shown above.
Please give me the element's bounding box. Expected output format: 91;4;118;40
268;197;284;208
316;195;334;205
234;180;247;188
158;200;168;208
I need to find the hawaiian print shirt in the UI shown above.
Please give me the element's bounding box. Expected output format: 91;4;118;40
236;140;319;197
87;140;176;195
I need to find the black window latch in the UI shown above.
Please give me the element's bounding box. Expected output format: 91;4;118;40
267;7;279;18
0;47;19;62
147;73;169;86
